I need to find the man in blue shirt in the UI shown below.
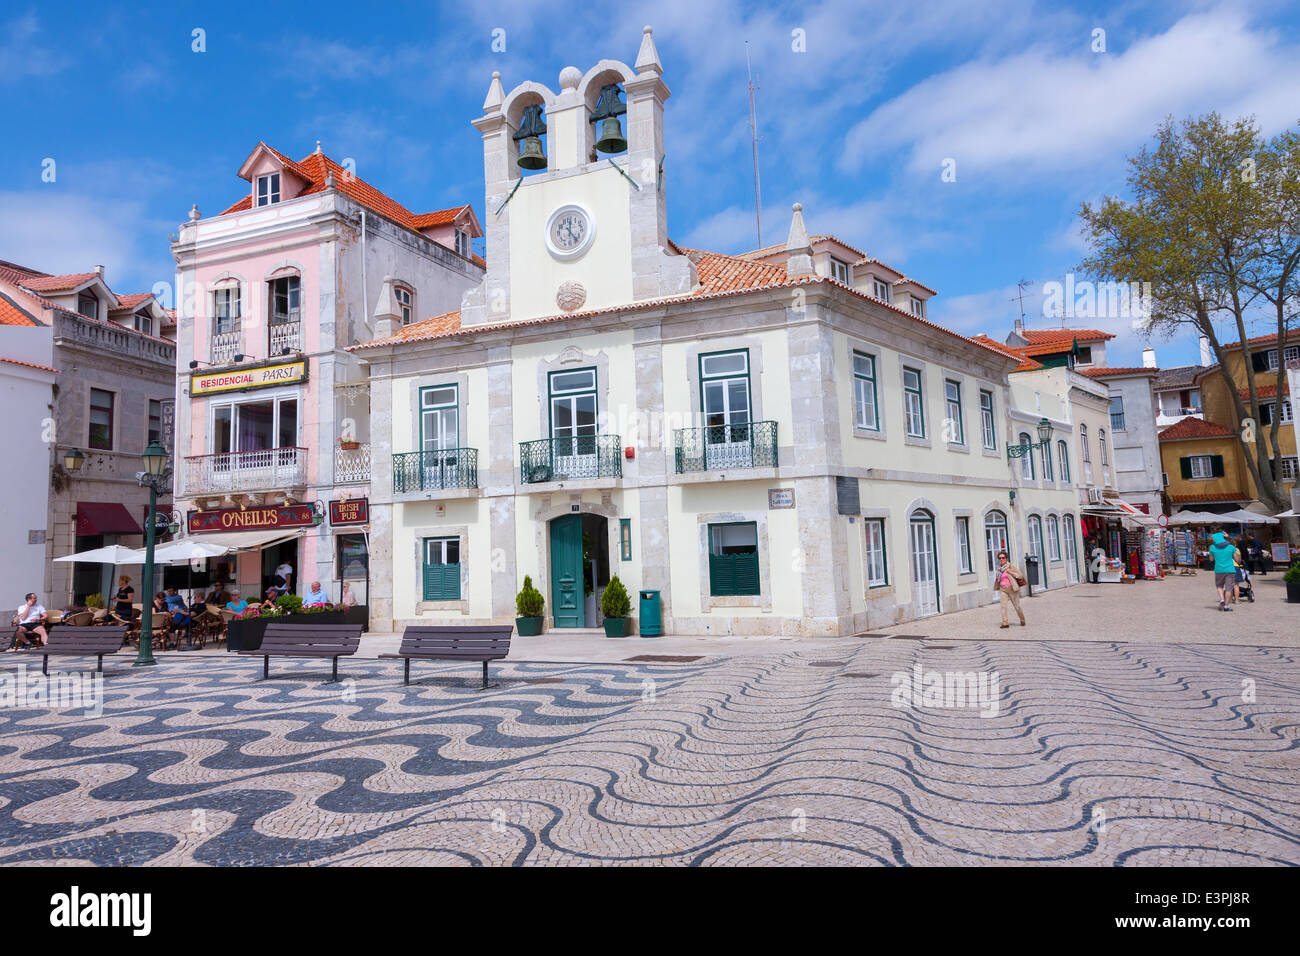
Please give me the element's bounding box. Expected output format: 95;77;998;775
1208;531;1240;611
305;581;330;605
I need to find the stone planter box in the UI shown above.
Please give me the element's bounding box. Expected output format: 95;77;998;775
225;611;346;651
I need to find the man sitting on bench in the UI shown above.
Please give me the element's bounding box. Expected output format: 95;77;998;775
11;593;48;650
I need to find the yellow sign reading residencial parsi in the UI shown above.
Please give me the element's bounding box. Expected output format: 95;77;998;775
190;360;307;395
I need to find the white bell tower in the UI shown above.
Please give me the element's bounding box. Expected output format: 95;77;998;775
460;26;696;326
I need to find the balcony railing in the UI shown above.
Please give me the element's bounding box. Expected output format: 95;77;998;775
335;442;371;483
674;421;779;474
1110;412;1126;432
186;446;307;495
520;434;622;483
269;319;301;354
393;448;478;492
211;329;241;364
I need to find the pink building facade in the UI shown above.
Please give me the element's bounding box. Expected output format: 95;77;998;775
170;143;482;610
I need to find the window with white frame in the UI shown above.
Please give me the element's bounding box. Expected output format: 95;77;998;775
1080;423;1091;462
1047;514;1062;560
1188;454;1215;479
395;285;413;325
1019;432;1034;480
864;519;888;587
872;278;890;302
1057;439;1070;483
955;517;972;573
1277;456;1299;481
454;228;471;258
1039;437;1053;481
1099;428;1108;466
979;389;996;450
256;172;281;207
903;366;925;438
213;285;241;334
910;295;926;317
829;257;850;283
134;311;153;335
1259;401;1293;425
852;351;879;430
944;379;964;444
1266;346;1300;370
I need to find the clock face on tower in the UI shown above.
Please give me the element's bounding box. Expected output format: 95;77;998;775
545;204;595;260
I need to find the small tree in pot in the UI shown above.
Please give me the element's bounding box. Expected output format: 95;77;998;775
516;576;545;635
1285;562;1300;604
600;575;631;637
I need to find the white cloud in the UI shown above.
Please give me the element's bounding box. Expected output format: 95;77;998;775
0;14;64;81
839;7;1300;181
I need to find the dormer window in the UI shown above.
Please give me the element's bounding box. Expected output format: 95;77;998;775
395;286;413;325
454;228;471;258
77;292;97;319
830;258;849;284
256;172;281;207
872;278;891;302
910;295;926;317
134;311;153;336
1077;345;1093;364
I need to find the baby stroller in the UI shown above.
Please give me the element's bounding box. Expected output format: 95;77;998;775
1236;564;1255;603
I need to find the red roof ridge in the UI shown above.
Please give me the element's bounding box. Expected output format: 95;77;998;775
0;355;58;374
1157;417;1235;441
1081;366;1158;377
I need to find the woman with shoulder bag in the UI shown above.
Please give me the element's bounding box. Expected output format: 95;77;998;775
994;550;1027;628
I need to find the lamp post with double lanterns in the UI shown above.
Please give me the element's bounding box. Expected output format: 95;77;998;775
134;440;171;667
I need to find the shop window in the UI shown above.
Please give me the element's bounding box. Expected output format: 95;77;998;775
422;537;460;601
338;534;368;580
708;522;759;596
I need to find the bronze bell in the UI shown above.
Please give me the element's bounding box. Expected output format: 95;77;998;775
513;103;548;170
590;83;628;155
517;135;546;170
594;117;627;154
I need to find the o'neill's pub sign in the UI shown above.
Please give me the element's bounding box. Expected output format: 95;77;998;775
188;504;315;534
190;359;307;396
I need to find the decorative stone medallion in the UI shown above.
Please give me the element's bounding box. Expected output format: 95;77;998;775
556;280;587;312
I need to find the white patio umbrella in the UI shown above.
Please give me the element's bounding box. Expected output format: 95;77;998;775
1271;509;1297;519
125;538;232;649
1220;508;1279;524
52;544;151;565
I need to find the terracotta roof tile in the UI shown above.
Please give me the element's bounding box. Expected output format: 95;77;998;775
738;234;869;262
108;293;153;312
0;355;58;374
1019;329;1116;344
410;206;471;229
20;272;100;293
1158;417;1235;441
1154;365;1203;390
968;334;1043;371
1237;383;1288;399
0;292;39;327
1170;491;1250;504
1081;366;1158;378
1221;331;1296;350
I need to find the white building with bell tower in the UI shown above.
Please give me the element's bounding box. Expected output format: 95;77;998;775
354;27;1081;638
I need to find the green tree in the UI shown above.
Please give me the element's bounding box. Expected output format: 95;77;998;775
1078;113;1299;544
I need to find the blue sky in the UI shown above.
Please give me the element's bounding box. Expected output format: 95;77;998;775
2;0;1298;367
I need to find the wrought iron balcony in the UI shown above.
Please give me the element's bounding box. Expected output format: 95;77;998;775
674;421;778;474
210;329;241;364
334;441;371;483
393;448;478;493
269;318;301;354
186;446;307;495
519;434;622;483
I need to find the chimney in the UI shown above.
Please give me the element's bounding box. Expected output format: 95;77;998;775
1142;347;1156;368
1199;335;1212;367
93;264;104;276
1014;317;1024;334
785;203;815;278
372;276;400;339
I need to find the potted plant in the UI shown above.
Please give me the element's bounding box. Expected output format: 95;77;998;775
516;576;545;636
1285;562;1300;604
338;435;360;451
600;575;631;638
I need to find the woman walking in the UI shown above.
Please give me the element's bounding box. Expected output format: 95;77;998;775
994;550;1026;628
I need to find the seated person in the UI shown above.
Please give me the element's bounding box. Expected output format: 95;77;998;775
12;593;48;649
305;581;329;605
164;587;190;627
224;591;248;614
259;587;281;610
205;583;230;606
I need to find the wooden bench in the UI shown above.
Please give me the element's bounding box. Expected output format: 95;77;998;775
380;625;513;688
15;626;127;675
238;622;362;682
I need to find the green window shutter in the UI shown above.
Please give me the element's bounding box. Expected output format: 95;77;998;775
709;553;760;596
422;563;461;600
1179;457;1192;479
1211;455;1225;478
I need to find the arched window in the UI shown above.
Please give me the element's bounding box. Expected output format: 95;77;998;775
1039;438;1053;481
395;285;413;325
1079;423;1090;461
1057;439;1070;483
1047;515;1061;560
1019;432;1034;480
984;510;1009;573
1098;428;1108;466
1028;515;1044;566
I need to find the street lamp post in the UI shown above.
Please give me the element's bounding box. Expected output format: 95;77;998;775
1006;417;1055;460
135;440;171;667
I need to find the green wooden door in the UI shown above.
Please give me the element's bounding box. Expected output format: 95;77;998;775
550;514;584;627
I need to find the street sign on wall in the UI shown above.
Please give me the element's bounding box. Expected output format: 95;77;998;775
189;360;307;396
329;498;369;525
188;504;315;533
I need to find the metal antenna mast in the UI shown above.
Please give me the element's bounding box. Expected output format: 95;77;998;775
1010;279;1032;330
746;41;763;248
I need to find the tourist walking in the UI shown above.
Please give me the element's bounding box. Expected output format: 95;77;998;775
1208;531;1239;611
993;550;1026;628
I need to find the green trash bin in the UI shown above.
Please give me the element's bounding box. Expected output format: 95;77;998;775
639;590;662;636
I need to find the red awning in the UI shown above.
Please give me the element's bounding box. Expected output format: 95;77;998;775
75;502;145;537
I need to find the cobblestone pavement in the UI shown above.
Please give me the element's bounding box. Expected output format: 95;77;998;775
0;639;1297;865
